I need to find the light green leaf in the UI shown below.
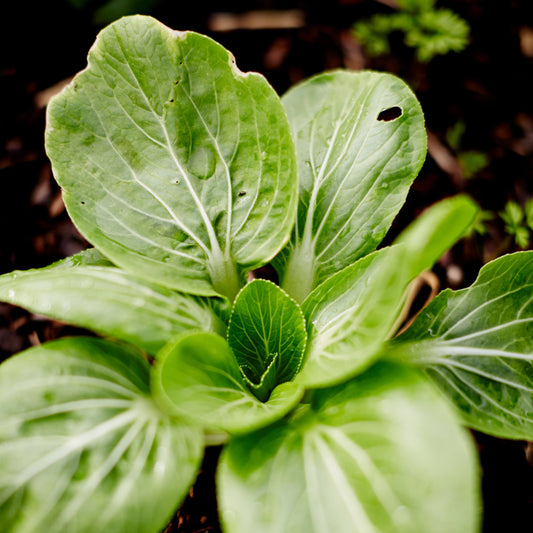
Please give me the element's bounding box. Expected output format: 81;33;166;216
0;337;203;533
298;195;477;388
394;194;478;280
153;332;304;434
45;15;297;301
218;362;479;533
299;246;406;388
0;249;226;355
390;251;533;440
228;279;306;400
275;70;426;302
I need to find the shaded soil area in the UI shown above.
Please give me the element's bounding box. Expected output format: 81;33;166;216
2;1;533;531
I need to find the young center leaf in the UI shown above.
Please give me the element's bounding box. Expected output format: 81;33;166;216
0;337;203;533
218;362;479;533
389;252;533;440
0;249;227;355
275;70;427;302
152;332;304;435
45;15;298;301
228;279;306;401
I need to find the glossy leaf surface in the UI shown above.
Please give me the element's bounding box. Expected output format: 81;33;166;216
218;362;479;533
0;250;226;355
153;332;304;434
298;195;477;388
299;246;406;387
0;337;203;533
391;252;533;439
276;70;426;302
46;15;297;300
228;280;306;400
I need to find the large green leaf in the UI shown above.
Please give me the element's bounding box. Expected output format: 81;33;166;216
0;337;203;533
0;250;226;355
227;280;306;400
299;246;406;388
152;332;304;434
45;15;298;301
275;70;426;302
218;362;479;533
390;251;533;440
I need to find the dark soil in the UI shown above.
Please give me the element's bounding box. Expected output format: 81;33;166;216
2;1;533;532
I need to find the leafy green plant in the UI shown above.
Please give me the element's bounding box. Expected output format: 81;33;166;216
446;120;489;179
1;15;532;533
353;0;470;62
500;199;533;249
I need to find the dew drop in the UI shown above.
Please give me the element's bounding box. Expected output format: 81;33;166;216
154;461;165;475
392;506;410;525
8;290;15;299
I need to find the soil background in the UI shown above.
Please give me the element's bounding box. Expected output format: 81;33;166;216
1;1;533;532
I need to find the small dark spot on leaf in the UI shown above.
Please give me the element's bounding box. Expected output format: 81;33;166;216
175;180;180;184
238;191;246;197
74;83;78;90
175;79;180;85
377;107;403;122
80;201;85;205
169;99;174;103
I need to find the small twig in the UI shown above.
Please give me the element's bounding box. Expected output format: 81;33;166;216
394;271;440;337
427;130;465;188
208;10;305;32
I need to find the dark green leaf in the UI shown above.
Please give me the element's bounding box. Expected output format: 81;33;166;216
228;280;306;399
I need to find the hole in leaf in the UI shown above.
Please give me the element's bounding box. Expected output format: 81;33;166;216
238;191;246;197
80;201;85;205
169;99;174;103
377;106;403;122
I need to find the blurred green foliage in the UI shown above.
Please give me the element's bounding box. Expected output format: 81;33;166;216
353;0;470;62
